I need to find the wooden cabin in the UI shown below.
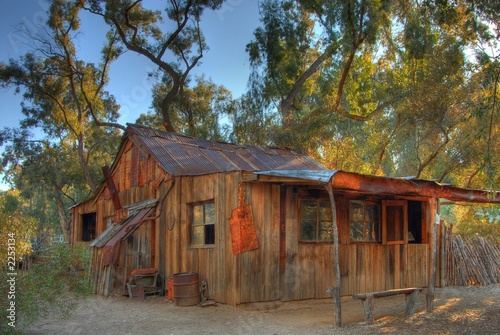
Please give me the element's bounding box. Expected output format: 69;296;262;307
71;124;499;305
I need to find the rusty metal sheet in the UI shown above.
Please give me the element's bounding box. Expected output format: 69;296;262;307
229;204;259;255
128;124;325;176
101;206;154;267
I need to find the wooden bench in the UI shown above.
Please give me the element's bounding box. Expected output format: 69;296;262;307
352;287;423;324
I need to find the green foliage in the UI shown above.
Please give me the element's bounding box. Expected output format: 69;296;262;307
141;75;234;141
0;191;37;263
441;203;500;243
0;243;93;334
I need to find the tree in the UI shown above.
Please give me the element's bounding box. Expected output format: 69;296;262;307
80;0;225;132
137;75;234;141
0;190;37;266
0;0;123;193
0;1;123;241
246;0;392;143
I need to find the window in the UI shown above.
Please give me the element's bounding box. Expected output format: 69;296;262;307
81;212;96;242
191;201;215;246
349;201;380;242
299;199;333;242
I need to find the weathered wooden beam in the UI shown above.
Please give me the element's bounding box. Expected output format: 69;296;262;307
102;165;121;211
426;197;437;312
326;184;341;327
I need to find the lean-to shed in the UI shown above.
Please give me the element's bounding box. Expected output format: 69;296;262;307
71;124;499;305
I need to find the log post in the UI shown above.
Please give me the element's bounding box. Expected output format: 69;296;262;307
363;294;374;323
326;184;341;327
426;197;437;312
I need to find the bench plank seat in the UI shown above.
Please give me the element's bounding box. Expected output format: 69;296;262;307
352;287;423;323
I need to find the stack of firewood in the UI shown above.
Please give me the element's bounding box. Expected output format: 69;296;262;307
445;233;500;286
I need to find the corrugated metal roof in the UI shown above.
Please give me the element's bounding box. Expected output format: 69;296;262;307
255;170;338;183
127;124;326;176
90;199;158;248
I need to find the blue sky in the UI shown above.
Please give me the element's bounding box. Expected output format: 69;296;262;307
0;0;261;190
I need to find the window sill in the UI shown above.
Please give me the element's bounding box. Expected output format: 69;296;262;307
299;241;334;245
190;244;215;249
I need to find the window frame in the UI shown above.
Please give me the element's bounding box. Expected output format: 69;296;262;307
190;200;216;248
382;200;408;245
348;200;381;243
298;198;334;243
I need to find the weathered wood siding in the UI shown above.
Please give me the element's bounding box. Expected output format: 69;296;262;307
282;186;336;301
280;186;430;301
237;183;281;303
338;244;428;295
160;172;240;305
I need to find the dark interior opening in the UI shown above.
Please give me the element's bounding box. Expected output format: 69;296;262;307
82;212;97;242
408;201;423;243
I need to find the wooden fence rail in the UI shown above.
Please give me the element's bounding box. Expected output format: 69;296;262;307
445;232;500;287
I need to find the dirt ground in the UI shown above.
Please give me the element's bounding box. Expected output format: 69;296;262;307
26;284;499;335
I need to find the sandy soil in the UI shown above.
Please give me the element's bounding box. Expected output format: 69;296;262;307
26;284;499;335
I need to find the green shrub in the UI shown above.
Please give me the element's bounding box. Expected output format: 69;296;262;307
0;243;92;334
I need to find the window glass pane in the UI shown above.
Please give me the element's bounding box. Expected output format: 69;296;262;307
366;204;380;241
204;203;215;224
319;221;333;241
192;205;204;226
350;221;365;241
192;225;204;246
204;224;215;244
300;200;317;220
349;201;364;222
319;201;332;221
300;221;317;241
349;201;381;242
365;204;378;223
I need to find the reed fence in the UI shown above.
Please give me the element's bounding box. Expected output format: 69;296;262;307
445;229;500;286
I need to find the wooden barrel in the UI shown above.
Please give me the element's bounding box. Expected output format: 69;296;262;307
172;272;200;306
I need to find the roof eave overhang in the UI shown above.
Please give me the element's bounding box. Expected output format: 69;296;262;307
251;170;500;204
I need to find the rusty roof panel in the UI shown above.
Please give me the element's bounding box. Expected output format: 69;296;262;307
127;124;326;176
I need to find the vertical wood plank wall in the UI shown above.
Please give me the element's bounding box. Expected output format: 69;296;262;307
74;144;438;302
161;172;240;305
281;186;430;301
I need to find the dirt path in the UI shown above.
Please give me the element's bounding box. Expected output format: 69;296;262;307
26;284;499;335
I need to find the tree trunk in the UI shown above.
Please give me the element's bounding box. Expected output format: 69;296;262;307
56;199;72;244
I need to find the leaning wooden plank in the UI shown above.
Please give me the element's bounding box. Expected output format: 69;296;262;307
405;289;421;316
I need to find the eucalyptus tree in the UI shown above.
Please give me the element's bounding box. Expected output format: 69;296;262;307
245;0;393;148
0;1;123;241
80;0;225;132
0;0;123;192
137;75;234;141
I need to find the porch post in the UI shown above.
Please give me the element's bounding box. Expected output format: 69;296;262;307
427;197;438;312
325;184;341;327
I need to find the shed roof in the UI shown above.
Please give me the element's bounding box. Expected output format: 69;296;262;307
124;124;325;176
